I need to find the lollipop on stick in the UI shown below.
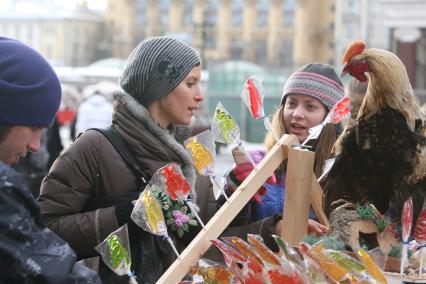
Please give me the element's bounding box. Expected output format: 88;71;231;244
400;197;413;275
414;199;426;275
302;96;350;146
95;225;138;284
241;76;280;142
151;163;205;228
211;102;256;168
131;184;180;257
185;130;227;201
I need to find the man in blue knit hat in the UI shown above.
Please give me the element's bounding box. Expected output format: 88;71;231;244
0;37;100;283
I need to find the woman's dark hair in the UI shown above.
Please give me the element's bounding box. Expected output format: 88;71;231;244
0;122;12;144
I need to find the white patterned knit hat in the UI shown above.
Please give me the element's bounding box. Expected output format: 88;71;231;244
281;63;344;110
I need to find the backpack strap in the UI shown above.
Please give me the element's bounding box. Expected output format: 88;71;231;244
90;127;148;186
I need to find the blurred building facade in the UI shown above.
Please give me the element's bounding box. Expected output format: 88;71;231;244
334;0;426;89
105;0;336;68
0;0;104;66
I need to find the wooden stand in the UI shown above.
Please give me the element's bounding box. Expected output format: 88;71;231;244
156;134;329;283
281;148;314;246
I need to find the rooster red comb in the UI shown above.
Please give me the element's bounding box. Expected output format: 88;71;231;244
342;40;366;65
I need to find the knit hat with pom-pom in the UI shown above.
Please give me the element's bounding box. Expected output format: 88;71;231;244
281;63;344;110
0;37;62;126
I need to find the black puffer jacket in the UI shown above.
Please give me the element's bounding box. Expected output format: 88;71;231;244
0;161;100;283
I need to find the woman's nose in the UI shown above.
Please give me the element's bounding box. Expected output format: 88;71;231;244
194;87;204;102
292;105;304;118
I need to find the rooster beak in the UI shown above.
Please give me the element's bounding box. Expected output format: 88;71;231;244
341;64;350;78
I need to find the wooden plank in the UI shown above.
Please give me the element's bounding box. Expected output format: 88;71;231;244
310;176;330;227
281;148;315;246
156;134;299;284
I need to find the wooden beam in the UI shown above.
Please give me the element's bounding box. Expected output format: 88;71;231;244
156;134;299;284
281;148;315;246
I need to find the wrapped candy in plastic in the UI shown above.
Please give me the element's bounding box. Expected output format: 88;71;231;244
185;130;216;176
131;186;167;236
414;199;426;275
157;163;191;201
271;235;303;268
95;225;137;283
212;102;240;144
299;242;353;282
247;235;307;284
241;76;280;141
130;185;180;257
222;236;264;266
210;239;246;267
247;234;281;267
302;96;350;146
190;260;235;284
401;197;413;275
185;130;226;201
357;249;387;284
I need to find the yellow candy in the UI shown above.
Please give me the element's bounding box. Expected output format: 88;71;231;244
141;190;166;236
357;249;388;284
186;138;214;175
214;108;238;144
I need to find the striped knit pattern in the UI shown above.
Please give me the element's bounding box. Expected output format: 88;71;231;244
119;36;200;107
281;64;344;110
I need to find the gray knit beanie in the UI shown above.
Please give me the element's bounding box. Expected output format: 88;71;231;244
281;63;344;110
119;36;201;107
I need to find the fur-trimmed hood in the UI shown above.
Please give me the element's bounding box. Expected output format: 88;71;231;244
112;91;197;201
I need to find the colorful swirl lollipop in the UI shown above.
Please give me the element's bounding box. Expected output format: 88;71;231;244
401;197;413;275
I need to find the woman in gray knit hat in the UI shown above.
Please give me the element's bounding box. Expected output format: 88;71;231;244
225;63;345;237
38;36;282;283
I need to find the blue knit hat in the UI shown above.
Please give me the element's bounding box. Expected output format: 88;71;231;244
281;63;344;110
0;37;62;126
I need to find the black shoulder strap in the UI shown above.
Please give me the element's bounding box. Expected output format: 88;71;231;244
90;127;148;185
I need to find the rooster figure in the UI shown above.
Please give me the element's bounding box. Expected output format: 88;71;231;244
324;40;426;228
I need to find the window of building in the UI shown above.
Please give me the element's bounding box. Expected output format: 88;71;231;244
136;0;146;25
205;0;218;26
182;0;193;26
205;35;216;49
256;0;268;28
232;0;243;27
255;39;267;64
282;0;295;27
158;0;169;26
280;39;293;66
230;39;243;60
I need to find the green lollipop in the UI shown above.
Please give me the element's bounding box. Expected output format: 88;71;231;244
107;235;131;269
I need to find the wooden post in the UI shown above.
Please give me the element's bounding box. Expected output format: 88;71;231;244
155;134;298;284
281;148;315;246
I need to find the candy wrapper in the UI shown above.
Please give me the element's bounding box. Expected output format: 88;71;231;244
131;185;180;257
357;249;387;283
185;130;226;201
212;102;256;168
414;199;426;275
241;76;280;142
302;96;350;146
191;260;235;284
401;197;413;275
271;235;303;268
95;224;137;283
212;102;240;144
